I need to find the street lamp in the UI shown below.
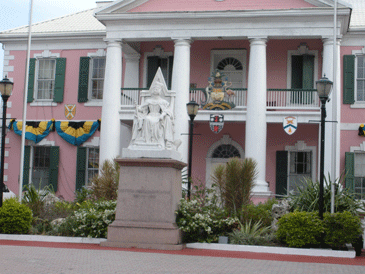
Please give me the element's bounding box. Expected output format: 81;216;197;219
186;100;199;199
0;76;13;207
316;75;333;220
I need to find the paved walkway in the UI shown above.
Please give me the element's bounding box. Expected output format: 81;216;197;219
0;240;364;274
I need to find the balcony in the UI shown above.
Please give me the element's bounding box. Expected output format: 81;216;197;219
120;88;320;123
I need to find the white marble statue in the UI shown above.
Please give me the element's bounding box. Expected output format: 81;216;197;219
127;68;181;153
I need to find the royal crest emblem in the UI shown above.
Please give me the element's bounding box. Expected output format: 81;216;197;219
283;116;297;135
65;104;76;120
210;114;224;134
202;70;235;110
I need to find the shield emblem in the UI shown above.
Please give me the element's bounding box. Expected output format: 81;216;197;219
210;114;224;134
283;116;297;135
65;104;76;120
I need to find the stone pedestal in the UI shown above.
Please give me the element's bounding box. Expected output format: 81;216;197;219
101;158;186;250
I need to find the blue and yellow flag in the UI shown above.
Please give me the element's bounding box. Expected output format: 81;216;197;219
55;120;100;146
8;119;54;144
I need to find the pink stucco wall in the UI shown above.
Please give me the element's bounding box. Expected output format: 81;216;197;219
6;49;103;200
191;121;319;196
129;0;315;13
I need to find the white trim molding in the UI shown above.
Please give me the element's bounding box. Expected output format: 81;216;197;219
350;141;365;152
82;136;100;147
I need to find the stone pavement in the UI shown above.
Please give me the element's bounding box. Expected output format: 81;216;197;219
0;240;364;274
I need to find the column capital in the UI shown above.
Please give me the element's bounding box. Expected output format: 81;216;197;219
104;39;123;47
124;53;141;62
172;38;192;47
322;38;342;46
248;37;268;46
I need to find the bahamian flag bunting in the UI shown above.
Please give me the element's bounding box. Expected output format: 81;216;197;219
55;119;101;146
359;124;365;137
8;119;54;143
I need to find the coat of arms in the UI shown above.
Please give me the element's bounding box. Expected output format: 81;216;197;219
283;116;297;135
65;104;76;120
202;70;235;110
210;114;224;134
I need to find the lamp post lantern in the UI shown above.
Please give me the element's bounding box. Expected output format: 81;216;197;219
186;100;199;199
0;76;13;207
316;75;333;220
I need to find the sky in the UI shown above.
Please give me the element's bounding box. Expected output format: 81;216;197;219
0;0;103;77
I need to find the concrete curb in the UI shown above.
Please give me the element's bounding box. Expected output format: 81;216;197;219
0;234;107;244
186;243;356;258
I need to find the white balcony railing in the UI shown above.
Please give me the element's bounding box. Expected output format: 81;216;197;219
121;88;320;109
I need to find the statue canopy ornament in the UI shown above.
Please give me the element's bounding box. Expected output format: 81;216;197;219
123;68;182;160
203;69;236;110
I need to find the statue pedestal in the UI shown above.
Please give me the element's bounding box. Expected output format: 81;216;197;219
101;158;186;250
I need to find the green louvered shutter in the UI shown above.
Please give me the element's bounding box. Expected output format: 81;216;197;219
78;57;90;102
23;146;31;188
345;152;355;192
147;56;159;88
27;58;36;103
291;55;303;89
303;55;314;89
343;55;355;104
53;58;66;103
168;56;174;89
276;151;288;197
49;146;59;192
76;147;87;191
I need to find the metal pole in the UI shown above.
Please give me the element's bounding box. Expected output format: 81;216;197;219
187;117;195;200
19;0;34;201
0;95;9;207
319;98;327;220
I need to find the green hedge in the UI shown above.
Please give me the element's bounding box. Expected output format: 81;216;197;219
0;198;33;234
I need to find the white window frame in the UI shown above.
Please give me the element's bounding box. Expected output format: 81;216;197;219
205;135;244;189
285;141;316;195
88;57;106;101
82;137;100;185
351;48;365;108
350;141;365;200
34;58;57;102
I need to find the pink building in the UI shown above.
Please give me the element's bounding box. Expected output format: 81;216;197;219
0;0;364;202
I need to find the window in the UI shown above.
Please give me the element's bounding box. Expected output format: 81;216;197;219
147;56;173;89
28;58;66;103
23;146;60;191
346;152;365;200
76;146;99;191
36;59;56;100
86;147;99;183
288;151;312;194
290;55;314;104
90;58;106;100
212;144;241;158
356;55;365;102
78;57;106;102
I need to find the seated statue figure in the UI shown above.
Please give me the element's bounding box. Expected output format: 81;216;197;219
129;78;180;151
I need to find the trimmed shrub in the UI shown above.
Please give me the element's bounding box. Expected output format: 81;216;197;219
276;211;324;248
240;199;277;228
0;198;33;234
323;211;363;249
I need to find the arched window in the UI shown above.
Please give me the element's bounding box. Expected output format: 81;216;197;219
212;144;241;158
217;57;243;71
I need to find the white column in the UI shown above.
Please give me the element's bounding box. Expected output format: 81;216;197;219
99;40;123;165
171;38;191;164
322;38;341;180
245;38;270;194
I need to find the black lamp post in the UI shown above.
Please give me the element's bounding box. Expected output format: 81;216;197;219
0;76;13;207
316;75;333;220
186;100;199;199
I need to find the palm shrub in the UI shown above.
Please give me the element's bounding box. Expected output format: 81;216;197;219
288;175;365;215
89;160;119;201
212;157;258;216
0;198;33;234
229;220;276;246
22;184;53;217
